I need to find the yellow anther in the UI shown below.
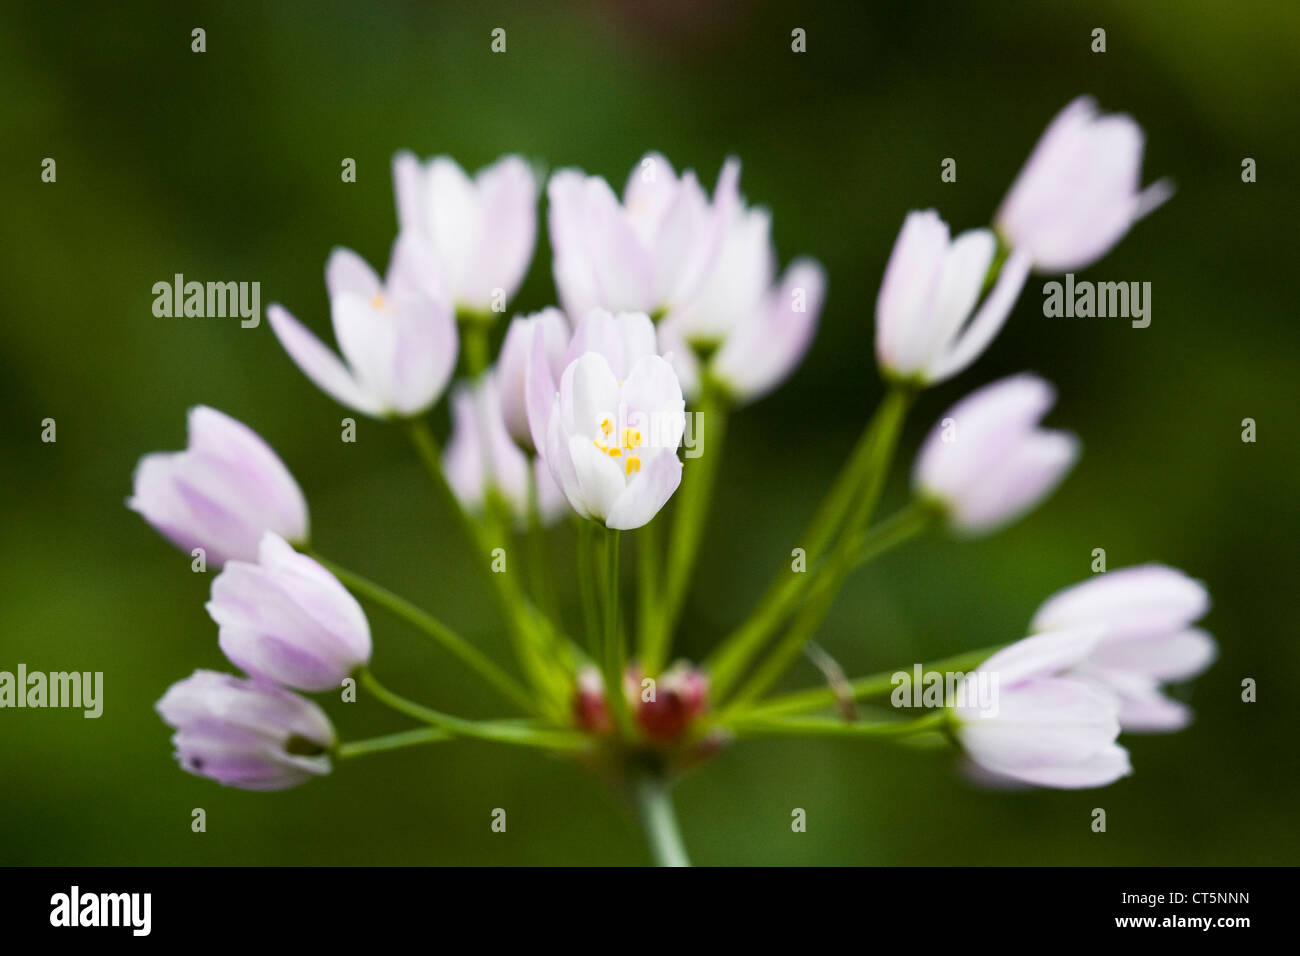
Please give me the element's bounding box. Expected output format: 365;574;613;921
600;418;613;436
625;456;641;476
622;428;643;449
608;447;621;458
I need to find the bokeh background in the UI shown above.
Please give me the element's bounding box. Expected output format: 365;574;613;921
2;0;1297;865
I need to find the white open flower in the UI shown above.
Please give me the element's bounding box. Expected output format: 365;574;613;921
955;628;1131;790
547;152;739;321
914;373;1079;535
523;309;663;456
875;210;1031;386
541;351;685;530
996;96;1173;273
1031;564;1216;731
267;238;458;419
392;152;538;313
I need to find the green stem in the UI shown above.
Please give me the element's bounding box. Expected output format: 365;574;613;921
725;711;949;740
633;775;691;867
604;527;634;735
635;520;661;666
525;471;560;625
359;669;589;751
312;552;535;714
705;387;913;698
577;520;601;658
335;727;451;759
462;321;491;378
650;384;727;673
722;502;929;712
728;644;1008;721
407;419;569;717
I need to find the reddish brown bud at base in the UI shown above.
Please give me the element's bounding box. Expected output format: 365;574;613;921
572;663;710;745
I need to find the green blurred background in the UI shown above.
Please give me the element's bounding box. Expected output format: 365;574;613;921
2;0;1297;865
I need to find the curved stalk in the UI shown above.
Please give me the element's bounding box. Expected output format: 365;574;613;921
360;669;590;751
313;552;535;713
336;727;451;759
706;386;913;698
731;643;1008;721
648;383;728;673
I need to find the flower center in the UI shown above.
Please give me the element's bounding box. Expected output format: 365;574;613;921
592;417;644;476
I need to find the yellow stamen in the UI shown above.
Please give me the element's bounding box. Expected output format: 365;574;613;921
600;418;613;436
625;456;641;475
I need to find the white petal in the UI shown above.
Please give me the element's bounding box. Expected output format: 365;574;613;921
568;433;627;522
927;247;1032;384
267;304;385;417
1031;564;1210;641
606;448;682;530
325;247;382;301
875;210;950;376
947;428;1079;534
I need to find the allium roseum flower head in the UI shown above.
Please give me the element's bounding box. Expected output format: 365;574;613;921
267;237;458;419
1031;564;1216;731
996;96;1173;273
129;406;309;568
391;152;538;313
443;372;567;527
954;628;1131;790
206;532;372;692
547;152;739;322
875;210;1031;386
540;348;685;530
914;373;1079;535
156;670;335;791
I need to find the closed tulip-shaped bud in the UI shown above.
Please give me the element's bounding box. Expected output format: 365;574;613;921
206;533;371;692
875;210;1031;386
129;406;309;568
267;237;458;419
1030;564;1216;731
547;153;739;321
996;96;1173;273
156;670;336;791
392;152;538;314
541;351;685;530
914;373;1079;535
954;628;1131;789
443;373;568;528
496;308;570;450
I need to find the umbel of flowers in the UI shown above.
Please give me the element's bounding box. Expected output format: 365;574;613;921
132;97;1210;865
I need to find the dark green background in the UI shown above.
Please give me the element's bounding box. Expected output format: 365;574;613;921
2;0;1296;865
